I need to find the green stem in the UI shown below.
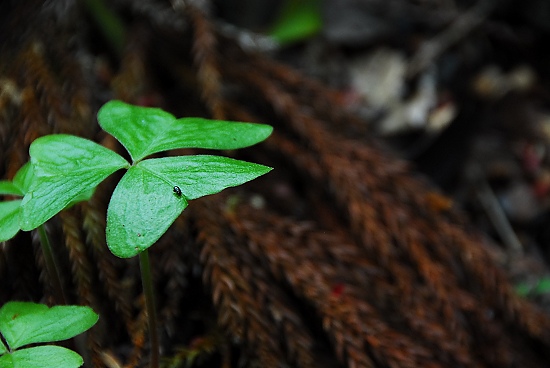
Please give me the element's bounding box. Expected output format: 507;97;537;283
37;224;67;305
139;249;159;368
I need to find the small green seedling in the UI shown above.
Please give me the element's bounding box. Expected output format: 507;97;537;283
8;100;272;368
19;100;272;258
0;301;98;368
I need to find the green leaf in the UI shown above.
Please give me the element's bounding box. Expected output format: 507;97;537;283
139;155;273;200
106;165;188;258
19;135;129;231
534;278;550;293
0;337;7;355
0;164;35;197
97;100;273;162
516;277;550;296
105;155;271;258
269;0;322;44
0;346;83;368
0;302;98;350
0;182;21;196
12;163;35;195
0;200;22;242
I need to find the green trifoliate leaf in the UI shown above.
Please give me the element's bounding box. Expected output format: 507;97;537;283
106;165;188;258
0;345;83;368
0;200;22;242
20;135;129;231
0;302;98;350
97;100;273;162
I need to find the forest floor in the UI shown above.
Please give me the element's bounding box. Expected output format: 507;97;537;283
2;0;550;367
249;0;550;313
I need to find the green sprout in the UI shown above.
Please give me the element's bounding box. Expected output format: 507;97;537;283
19;100;272;258
0;302;98;368
1;100;272;368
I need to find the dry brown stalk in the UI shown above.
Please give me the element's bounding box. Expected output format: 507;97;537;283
81;197;135;333
193;199;304;367
58;208;104;366
226;198;476;367
183;3;225;119
155;216;190;337
125;294;149;368
218;41;550;365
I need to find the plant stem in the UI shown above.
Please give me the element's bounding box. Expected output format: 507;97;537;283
139;249;159;368
37;224;67;305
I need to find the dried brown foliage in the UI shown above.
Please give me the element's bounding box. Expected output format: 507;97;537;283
1;1;549;367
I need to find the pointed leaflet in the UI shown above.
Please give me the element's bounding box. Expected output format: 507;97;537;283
106;156;271;258
139;155;273;200
106;165;188;258
0;346;83;368
0;302;98;350
97;100;273;162
20;135;129;231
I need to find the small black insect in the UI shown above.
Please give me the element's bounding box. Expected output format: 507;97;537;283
173;186;182;197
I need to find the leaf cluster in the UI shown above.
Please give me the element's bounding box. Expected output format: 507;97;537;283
0;100;272;258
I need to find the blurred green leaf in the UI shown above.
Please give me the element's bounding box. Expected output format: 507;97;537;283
516;277;550;297
269;0;322;44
